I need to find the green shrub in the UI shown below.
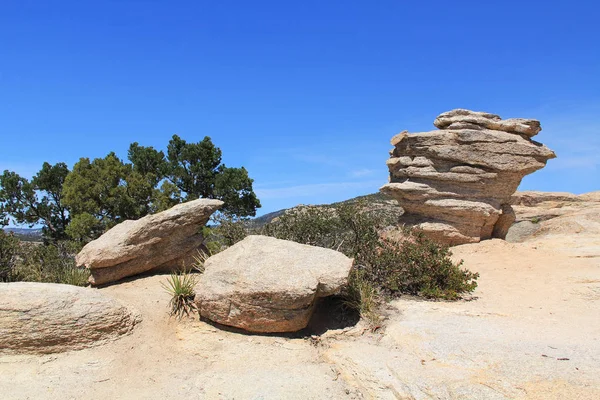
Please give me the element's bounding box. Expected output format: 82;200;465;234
343;267;381;326
210;214;250;247
260;201;479;320
161;270;199;318
260;206;342;248
367;232;479;300
12;241;89;286
0;231;20;282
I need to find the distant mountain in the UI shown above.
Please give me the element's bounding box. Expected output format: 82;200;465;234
3;227;44;242
251;192;400;227
251;209;287;227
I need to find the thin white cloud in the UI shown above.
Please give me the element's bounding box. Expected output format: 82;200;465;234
256;179;382;200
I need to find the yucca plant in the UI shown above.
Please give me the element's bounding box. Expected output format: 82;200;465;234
161;269;199;319
191;249;211;273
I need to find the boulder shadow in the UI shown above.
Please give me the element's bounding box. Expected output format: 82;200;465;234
302;295;360;336
199;295;360;338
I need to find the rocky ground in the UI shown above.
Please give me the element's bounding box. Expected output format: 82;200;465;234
1;192;599;399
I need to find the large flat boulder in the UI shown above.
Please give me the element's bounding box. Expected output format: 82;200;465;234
381;109;556;245
77;199;223;285
195;235;354;333
510;191;600;223
0;282;140;354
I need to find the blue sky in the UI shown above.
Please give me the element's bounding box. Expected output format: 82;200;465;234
1;1;599;216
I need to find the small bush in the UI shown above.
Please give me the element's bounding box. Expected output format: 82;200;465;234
260;206;342;248
210;214;250;247
0;231;20;282
367;232;479;300
343;267;381;326
161;270;199;319
12;241;89;286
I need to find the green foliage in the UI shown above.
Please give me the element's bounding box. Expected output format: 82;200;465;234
260;201;479;318
9;241;89;286
367;232;479;300
0;230;20;282
151;181;182;212
213;165;261;217
343;268;381;326
62;153;154;236
210;214;251;247
261;206;342;248
163;135;261;217
0;163;70;240
2;135;261;243
65;212;104;243
261;201;396;261
161;270;199;319
127;142;167;186
166;135;221;199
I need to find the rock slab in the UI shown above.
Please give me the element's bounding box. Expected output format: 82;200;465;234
77;199;223;285
0;282;140;354
195;235;354;333
381;109;556;245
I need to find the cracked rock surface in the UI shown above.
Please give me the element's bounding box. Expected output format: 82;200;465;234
381;109;556;245
0;282;141;354
195;235;354;333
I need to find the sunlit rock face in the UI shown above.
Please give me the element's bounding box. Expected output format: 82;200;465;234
381;109;556;245
77;198;223;285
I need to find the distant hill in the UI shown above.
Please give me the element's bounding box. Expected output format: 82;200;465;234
3;227;44;242
251;192;401;227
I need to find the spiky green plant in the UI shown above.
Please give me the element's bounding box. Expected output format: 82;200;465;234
161;270;199;319
191;249;211;273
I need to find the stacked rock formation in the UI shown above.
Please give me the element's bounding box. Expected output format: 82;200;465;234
380;109;556;245
195;235;354;333
77;198;223;285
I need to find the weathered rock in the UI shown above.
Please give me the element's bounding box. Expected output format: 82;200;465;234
77;199;223;285
195;235;354;333
506;191;600;243
510;191;600;223
381;109;556;245
434;109;542;137
0;282;140;354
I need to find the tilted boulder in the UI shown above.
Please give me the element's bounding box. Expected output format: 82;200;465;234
381;109;556;245
77;199;223;285
195;235;354;333
0;282;140;354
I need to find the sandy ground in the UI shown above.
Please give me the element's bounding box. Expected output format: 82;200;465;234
1;211;599;399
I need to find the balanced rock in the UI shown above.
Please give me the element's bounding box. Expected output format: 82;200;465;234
381;109;556;245
0;282;140;354
77;199;223;285
195;235;354;333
